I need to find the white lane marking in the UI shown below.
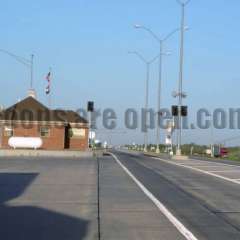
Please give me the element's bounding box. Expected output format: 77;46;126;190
209;170;240;173
188;159;240;168
0;167;18;172
186;166;235;170
153;157;240;185
177;165;223;168
110;153;198;240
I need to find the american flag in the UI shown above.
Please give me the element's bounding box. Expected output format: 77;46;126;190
45;72;51;95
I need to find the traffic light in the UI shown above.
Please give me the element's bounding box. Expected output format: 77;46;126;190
87;101;94;112
172;105;188;116
172;105;178;116
181;106;188;117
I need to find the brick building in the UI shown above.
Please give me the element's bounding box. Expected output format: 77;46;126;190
0;96;89;151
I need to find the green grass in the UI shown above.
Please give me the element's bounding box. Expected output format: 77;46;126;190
227;152;240;161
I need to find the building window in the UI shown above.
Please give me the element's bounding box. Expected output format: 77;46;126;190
4;126;13;137
69;128;85;138
40;127;50;137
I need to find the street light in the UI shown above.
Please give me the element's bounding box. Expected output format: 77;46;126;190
128;51;159;152
0;49;34;89
134;25;182;154
176;0;191;156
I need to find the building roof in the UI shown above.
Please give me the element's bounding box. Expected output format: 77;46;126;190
0;96;88;124
53;110;88;123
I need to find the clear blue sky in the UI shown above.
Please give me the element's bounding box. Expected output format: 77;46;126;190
1;0;240;145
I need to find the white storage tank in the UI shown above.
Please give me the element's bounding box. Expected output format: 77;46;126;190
8;137;43;149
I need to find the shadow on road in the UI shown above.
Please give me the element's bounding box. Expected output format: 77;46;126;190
0;173;89;240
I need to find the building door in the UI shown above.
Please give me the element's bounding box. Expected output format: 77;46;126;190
64;125;70;149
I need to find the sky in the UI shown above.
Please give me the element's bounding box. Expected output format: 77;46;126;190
0;0;240;146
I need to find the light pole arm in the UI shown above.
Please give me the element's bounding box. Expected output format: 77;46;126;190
139;27;161;43
129;51;159;65
149;54;160;64
0;49;31;68
0;49;34;89
136;26;180;44
176;0;191;6
128;51;148;64
162;28;181;42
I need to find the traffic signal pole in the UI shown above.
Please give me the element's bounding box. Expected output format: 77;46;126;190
176;1;189;156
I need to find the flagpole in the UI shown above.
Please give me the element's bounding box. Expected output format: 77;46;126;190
45;68;52;108
49;67;52;108
30;54;34;89
48;91;51;108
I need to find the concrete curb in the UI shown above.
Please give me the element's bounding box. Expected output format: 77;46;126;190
143;152;190;160
0;149;93;158
172;155;189;160
143;152;170;159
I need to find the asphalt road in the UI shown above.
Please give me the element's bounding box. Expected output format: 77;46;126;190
98;154;186;240
112;150;240;240
3;152;240;240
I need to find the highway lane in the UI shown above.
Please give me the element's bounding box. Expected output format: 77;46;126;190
99;154;187;240
111;150;240;240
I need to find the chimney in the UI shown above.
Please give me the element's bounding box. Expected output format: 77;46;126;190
27;89;37;99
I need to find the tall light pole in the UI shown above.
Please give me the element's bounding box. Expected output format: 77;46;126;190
128;51;159;152
210;113;214;157
30;54;34;89
0;49;34;89
176;0;191;156
134;25;181;154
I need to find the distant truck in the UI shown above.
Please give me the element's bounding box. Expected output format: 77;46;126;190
213;145;228;158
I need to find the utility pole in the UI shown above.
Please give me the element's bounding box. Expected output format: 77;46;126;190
128;51;159;152
145;62;150;152
156;41;163;153
134;25;181;154
176;0;191;156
